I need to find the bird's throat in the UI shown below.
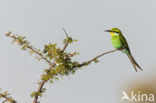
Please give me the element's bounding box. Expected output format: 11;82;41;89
110;32;115;36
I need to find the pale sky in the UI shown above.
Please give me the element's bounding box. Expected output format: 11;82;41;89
0;0;156;103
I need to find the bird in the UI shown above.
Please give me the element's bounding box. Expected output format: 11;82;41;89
105;28;142;72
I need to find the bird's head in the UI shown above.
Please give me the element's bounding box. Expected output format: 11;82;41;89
105;28;122;36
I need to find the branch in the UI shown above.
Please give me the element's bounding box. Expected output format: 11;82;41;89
32;50;117;103
61;28;69;53
74;49;117;68
32;64;56;103
62;28;69;38
6;31;117;103
27;46;53;66
33;80;46;103
5;32;53;66
0;92;16;103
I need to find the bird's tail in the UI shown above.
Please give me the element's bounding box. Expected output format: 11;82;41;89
127;54;143;72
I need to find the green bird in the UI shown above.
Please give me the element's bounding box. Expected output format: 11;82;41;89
105;28;142;72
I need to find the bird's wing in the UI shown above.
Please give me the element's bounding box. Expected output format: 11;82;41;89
119;33;131;53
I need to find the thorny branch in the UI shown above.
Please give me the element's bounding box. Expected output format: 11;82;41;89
5;30;118;103
5;32;53;66
33;28;70;103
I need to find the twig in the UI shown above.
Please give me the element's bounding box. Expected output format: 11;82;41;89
33;80;46;103
6;34;53;66
61;28;69;53
27;46;53;66
75;49;117;68
33;64;56;103
0;93;16;103
62;28;69;38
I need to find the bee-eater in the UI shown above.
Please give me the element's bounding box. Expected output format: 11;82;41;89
105;28;142;72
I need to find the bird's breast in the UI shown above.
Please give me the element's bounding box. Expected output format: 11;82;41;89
111;36;123;49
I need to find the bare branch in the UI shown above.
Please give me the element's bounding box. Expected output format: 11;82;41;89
75;49;117;68
61;28;69;53
62;28;69;38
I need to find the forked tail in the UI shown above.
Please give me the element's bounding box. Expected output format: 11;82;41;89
127;54;143;72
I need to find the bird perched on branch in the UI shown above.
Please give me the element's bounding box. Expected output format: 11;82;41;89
105;28;142;72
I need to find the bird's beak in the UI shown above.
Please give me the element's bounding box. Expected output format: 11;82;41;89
105;30;111;32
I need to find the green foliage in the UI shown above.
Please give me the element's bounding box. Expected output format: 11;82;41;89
63;36;78;44
0;89;16;103
5;30;111;103
43;43;60;60
30;88;46;98
6;32;81;100
41;42;80;83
